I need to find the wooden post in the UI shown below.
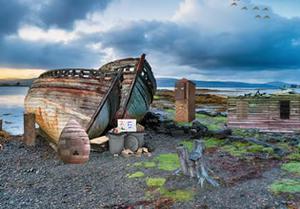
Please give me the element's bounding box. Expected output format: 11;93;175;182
24;113;36;146
0;119;2;131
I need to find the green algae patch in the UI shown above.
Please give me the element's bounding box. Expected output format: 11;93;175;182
179;140;194;152
146;178;166;187
270;179;300;194
160;188;194;202
281;162;300;175
204;137;224;148
155;153;180;171
127;172;145;179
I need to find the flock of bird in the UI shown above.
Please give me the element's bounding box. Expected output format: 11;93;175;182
230;0;271;19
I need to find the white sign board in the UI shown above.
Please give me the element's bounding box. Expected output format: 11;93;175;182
117;119;137;132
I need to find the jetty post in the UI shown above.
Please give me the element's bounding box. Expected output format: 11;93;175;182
24;113;36;146
0;119;2;131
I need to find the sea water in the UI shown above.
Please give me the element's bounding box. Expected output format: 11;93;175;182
0;87;28;135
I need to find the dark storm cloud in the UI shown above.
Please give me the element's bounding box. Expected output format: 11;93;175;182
100;18;300;70
0;0;112;69
0;0;27;35
38;0;112;29
0;0;113;36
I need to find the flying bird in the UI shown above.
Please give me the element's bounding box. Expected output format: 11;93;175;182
264;15;270;19
263;7;269;11
253;6;259;10
255;15;261;19
231;2;238;6
241;6;248;10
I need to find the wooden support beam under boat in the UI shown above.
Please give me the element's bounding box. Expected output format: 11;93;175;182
24;113;36;146
0;119;2;132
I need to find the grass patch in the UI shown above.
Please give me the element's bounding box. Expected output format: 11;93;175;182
160;188;194;202
281;162;300;175
155;153;180;171
127;172;145;178
146;178;166;187
179;140;194;152
270;179;300;194
204;137;224;148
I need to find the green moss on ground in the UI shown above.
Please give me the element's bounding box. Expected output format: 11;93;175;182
144;162;156;168
127;172;145;178
281;162;300;175
221;140;275;157
222;145;248;157
155;153;180;171
287;152;300;161
204;137;224;148
270;179;300;194
160;188;194;202
133;161;156;168
176;121;192;127
146;178;166;187
195;113;227;131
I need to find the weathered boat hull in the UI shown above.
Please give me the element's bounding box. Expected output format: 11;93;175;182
99;54;157;122
24;55;156;144
25;69;120;144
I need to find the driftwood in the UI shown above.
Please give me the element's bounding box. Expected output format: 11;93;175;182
90;136;109;145
228;136;286;156
176;140;219;187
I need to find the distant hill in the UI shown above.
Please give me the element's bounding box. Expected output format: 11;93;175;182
0;79;34;86
157;78;296;89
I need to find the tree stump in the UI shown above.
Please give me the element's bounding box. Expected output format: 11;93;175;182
176;140;219;187
58;120;90;164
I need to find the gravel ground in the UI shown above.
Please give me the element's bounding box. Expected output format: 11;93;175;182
0;132;292;209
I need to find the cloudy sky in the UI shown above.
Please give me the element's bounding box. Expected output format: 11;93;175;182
0;0;300;83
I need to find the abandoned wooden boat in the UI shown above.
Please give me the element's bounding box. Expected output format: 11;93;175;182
25;69;121;144
100;54;157;122
24;54;156;144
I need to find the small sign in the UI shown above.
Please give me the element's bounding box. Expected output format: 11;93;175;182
117;119;137;132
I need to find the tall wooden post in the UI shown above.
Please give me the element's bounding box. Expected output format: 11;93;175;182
24;113;36;146
0;119;2;132
175;78;196;123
